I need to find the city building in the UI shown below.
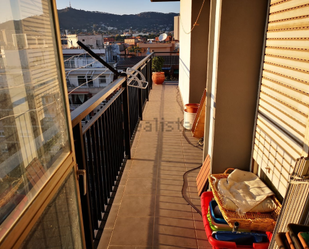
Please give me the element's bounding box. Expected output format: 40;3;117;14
137;41;177;56
0;0;309;249
62;48;115;111
104;37;115;43
61;34;104;49
137;41;179;79
124;38;138;46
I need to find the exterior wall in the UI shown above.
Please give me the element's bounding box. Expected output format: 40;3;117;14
63;49;106;58
189;0;210;103
67;71;113;88
66;35;104;49
178;0;192;106
203;0;222;161
137;43;175;56
124;38;137;45
178;0;210;106
78;35;104;48
207;0;268;173
66;34;78;48
63;49;109;69
104;37;115;42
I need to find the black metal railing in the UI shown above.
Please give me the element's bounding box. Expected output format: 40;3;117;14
71;53;153;249
154;52;179;81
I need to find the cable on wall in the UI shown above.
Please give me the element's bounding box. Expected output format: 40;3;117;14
180;0;206;34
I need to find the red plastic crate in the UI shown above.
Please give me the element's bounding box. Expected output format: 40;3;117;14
201;191;271;249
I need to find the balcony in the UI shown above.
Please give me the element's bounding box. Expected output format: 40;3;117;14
70;53;210;248
99;85;208;248
64;59;107;69
2;0;309;247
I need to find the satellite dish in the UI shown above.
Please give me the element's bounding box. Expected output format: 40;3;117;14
158;33;167;42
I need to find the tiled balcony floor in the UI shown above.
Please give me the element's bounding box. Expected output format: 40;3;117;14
98;82;212;249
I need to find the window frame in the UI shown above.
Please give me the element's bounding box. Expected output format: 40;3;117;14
99;75;107;87
0;1;85;248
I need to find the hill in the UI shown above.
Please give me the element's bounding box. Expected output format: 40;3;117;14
57;8;178;32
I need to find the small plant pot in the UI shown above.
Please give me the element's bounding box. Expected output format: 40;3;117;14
185;103;199;113
152;72;165;85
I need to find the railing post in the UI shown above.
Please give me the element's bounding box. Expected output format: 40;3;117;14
145;61;150;101
122;79;131;159
149;57;153;89
138;67;143;120
73;123;94;249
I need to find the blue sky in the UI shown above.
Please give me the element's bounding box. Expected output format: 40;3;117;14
56;0;180;14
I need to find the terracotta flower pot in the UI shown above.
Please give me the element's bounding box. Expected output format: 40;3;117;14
185;103;199;113
152;72;165;85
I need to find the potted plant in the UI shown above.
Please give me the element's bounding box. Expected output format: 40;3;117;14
152;56;165;85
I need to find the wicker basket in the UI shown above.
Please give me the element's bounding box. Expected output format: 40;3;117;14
209;168;281;232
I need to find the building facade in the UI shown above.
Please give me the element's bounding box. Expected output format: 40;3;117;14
63;49;115;111
61;34;104;49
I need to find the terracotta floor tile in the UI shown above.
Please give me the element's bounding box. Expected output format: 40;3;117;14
109;217;154;246
99;83;212;249
118;195;155;217
155;196;194;218
153;217;197;248
124;178;156;196
127;162;157;179
97;228;113;249
105;204;120;229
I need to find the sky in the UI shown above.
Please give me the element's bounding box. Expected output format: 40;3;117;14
56;0;180;15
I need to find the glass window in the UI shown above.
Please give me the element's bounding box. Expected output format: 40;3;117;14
64;55;75;68
72;94;88;104
0;0;70;239
77;76;92;87
99;76;106;87
21;171;83;249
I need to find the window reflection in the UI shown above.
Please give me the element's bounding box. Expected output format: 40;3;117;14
21;171;82;249
0;0;70;237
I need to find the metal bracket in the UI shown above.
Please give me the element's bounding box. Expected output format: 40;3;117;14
77;169;87;195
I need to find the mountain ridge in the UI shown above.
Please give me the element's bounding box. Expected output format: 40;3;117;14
57;8;178;32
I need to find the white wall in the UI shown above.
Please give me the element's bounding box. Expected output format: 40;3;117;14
178;0;192;106
78;35;103;48
66;35;103;49
67;35;78;48
174;16;179;41
203;0;268;173
204;0;222;161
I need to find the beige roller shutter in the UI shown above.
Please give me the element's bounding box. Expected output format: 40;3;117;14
253;0;309;197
